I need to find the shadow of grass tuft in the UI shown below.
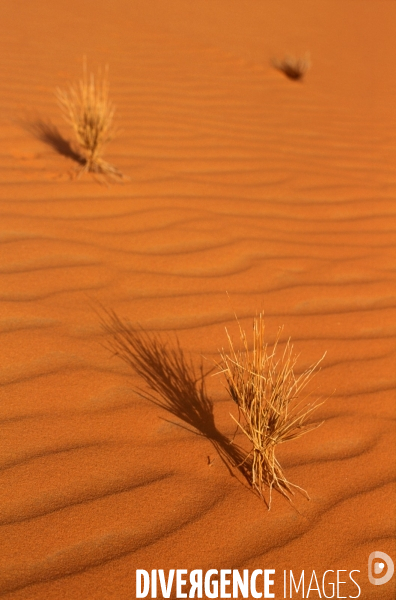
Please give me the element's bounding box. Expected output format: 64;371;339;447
101;310;249;481
25;119;84;164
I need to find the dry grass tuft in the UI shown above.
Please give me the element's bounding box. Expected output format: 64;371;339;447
56;59;124;180
217;312;325;509
272;53;311;80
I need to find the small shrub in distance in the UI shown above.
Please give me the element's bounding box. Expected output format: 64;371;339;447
56;59;123;180
272;53;311;80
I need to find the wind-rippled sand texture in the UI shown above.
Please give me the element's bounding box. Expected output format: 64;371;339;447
0;1;395;598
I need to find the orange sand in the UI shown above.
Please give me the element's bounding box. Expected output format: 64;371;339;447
0;1;395;598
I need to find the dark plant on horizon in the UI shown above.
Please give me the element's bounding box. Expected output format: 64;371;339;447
272;53;311;80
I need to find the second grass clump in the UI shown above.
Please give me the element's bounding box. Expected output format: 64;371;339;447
56;59;123;180
218;313;325;509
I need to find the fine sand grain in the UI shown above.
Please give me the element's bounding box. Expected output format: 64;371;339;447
0;1;395;598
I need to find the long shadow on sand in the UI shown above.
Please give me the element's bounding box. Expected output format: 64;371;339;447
24;118;84;165
101;310;249;481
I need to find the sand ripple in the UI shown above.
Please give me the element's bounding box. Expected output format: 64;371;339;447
0;0;395;598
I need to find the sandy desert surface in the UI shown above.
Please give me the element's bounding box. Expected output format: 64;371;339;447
0;1;395;598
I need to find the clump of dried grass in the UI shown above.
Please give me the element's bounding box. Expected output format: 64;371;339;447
272;53;311;80
217;313;325;509
56;59;123;180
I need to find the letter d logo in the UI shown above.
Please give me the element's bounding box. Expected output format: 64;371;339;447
368;551;394;585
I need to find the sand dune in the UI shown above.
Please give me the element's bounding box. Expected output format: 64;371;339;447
0;1;395;598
